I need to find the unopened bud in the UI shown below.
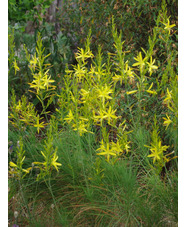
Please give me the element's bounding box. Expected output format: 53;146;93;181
8;145;13;154
14;211;19;219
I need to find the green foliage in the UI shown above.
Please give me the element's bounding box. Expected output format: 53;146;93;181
59;0;177;57
8;0;72;98
8;0;53;21
8;1;177;226
8;128;177;226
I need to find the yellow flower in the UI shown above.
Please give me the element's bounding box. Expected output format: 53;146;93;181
126;90;138;95
13;59;20;75
93;109;106;126
146;57;158;76
161;18;176;35
29;74;45;94
38;151;62;172
96;140;116;162
51;152;62;172
34;115;46;133
132;52;147;71
75;47;94;63
9;161;31;177
80;89;90;103
29;53;38;71
16;100;22;111
74;64;86;81
112;74;122;85
9;161;17;168
102;106;118;125
64;110;74;123
126;65;135;78
163;114;172;130
147;141;169;164
125;143;130;154
103;106;118;125
65;68;73;75
88;64;96;76
97;84;113;105
163;88;172;105
95;67;106;81
146;82;157;95
146;90;157;95
111;140;123;155
72;120;90;136
42;70;55;90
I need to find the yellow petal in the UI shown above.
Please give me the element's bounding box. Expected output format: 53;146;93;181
9;162;17;167
126;90;138;95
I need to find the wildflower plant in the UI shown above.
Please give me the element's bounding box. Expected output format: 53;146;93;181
24;33;56;117
111;17;130;86
8;28;22;96
9;89;38;131
96;139;117;163
163;87;178;117
132;51;147;74
8;1;178;225
145;116;177;174
161;18;176;35
162;77;178;155
13;59;20;75
9;138;32;180
89;158;105;182
55;28;133;163
8;89;47;134
8;28;17;78
34;114;47;134
33;122;62;181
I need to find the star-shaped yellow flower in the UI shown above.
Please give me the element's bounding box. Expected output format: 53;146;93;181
34;115;46;133
42;70;55;90
51;152;62;172
132;52;147;72
75;47;94;63
96;84;113;106
97;140;116;162
102;106;118;125
64;110;75;123
163;114;172;130
147;141;169;164
146;57;158;76
161;18;176;35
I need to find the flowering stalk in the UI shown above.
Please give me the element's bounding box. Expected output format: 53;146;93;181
9;138;32;179
25;33;56;119
33;122;62;181
145;115;177;174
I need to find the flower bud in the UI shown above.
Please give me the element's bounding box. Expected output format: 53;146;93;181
14;211;19;219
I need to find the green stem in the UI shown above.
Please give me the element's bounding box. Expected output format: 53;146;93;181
46;177;63;222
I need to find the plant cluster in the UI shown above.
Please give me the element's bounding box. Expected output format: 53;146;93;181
8;1;177;226
8;0;73;97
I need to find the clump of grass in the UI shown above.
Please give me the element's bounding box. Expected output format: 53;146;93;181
9;126;177;226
